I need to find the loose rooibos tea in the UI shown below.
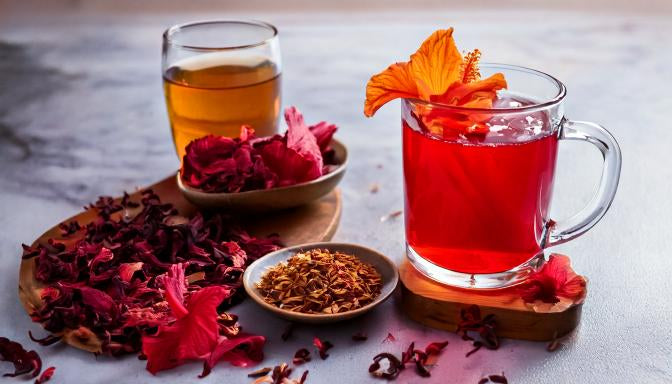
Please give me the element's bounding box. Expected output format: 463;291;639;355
256;249;382;314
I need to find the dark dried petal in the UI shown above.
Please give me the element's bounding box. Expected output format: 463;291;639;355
369;352;403;380
352;332;368;342
28;332;61;346
382;332;396;343
547;331;562;352
457;305;499;356
281;323;294;341
313;337;333;360
401;342;415;366
0;337;42;378
414;359;431;377
299;370;309;384
478;378;490;384
488;373;508;384
465;341;483;357
247;367;272;378
293;348;311;365
58;221;81;236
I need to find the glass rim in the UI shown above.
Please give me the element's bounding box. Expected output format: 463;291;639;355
405;63;567;114
163;19;278;51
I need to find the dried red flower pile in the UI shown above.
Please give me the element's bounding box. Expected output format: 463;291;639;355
456;305;499;357
181;106;338;193
368;340;449;380
22;190;282;376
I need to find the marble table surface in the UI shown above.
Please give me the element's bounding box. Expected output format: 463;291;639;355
1;5;671;384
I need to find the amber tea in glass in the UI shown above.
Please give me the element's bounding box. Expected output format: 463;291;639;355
162;20;282;160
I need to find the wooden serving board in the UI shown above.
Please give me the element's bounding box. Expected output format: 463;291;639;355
398;259;582;341
18;174;341;351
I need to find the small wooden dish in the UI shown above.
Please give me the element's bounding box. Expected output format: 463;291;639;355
178;139;347;212
243;242;399;324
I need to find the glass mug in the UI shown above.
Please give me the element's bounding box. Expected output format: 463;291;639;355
162;20;282;161
403;64;621;289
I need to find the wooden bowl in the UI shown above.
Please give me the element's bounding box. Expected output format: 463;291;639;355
177;139;347;212
242;242;399;324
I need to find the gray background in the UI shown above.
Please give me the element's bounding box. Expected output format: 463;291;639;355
0;2;670;383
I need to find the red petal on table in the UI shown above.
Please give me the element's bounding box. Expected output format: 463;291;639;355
200;334;266;377
425;341;449;355
34;366;55;384
157;263;188;319
142;286;231;375
518;254;587;306
118;262;143;283
0;337;42;378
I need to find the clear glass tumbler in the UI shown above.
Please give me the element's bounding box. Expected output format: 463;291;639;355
162;20;282;161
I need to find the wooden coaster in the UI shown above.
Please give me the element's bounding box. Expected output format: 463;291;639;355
398;259;582;341
18;173;341;352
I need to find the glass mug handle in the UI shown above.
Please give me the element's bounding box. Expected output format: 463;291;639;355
545;119;622;247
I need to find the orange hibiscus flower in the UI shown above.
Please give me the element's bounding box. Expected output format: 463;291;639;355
364;28;507;134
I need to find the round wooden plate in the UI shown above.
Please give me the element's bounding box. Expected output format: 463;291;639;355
18;173;341;353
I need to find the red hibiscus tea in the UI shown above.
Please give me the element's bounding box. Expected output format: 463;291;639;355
403;96;559;275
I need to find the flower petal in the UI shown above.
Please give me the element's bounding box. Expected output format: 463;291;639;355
200;334;266;377
409;28;463;100
142;286;231;375
157;263;188;320
364;62;418;117
433;73;508;106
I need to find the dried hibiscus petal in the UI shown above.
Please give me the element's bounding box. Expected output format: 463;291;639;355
352;332;368;342
142;286;230;374
248;367;272;378
456;305;499;357
518;254;587;312
293;348;311;365
488;373;508;383
312;337;333;360
200;333;265;378
424;341;449;356
34;366;55;384
28;332;60;347
281;323;294;342
181;106;339;193
0;337;42;378
369;352;403;380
